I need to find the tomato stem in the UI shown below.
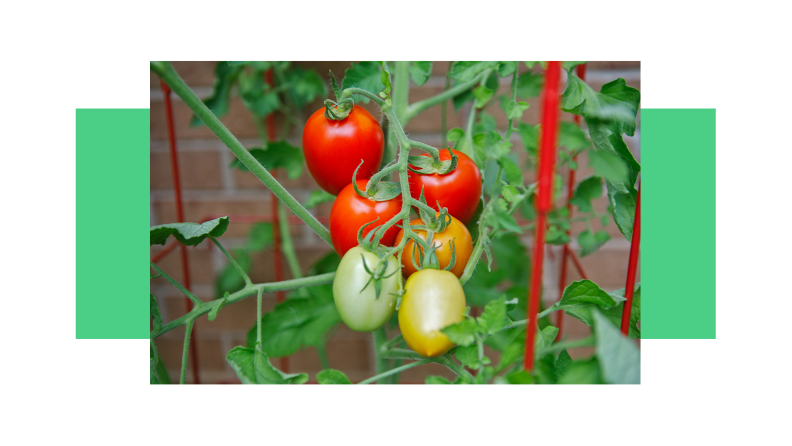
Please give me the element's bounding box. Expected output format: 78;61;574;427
209;235;252;286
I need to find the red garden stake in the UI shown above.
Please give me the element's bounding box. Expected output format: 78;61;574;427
556;63;587;341
524;61;562;372
264;68;289;373
620;186;641;335
160;79;201;384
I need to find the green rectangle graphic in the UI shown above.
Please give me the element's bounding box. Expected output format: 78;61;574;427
642;109;716;339
77;109;150;339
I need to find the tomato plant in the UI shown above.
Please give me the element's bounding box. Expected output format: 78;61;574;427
303;105;384;195
408;149;482;224
398;269;467;357
329;179;402;257
151;60;642;386
394;213;473;278
333;247;401;332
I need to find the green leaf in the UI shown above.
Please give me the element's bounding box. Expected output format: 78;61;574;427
463;268;506;307
303;189;335;209
377;61;392;97
535;326;559;350
570;176;603;213
150;341;170;384
464;199;484;241
578;230;611;257
473;366;495;384
409;61;433;87
505;100;530;120
425;375;452;384
449;61;498;82
600;284;641;339
226;346;308;384
208;292;229;322
498;61;518;77
190;62;242;127
478;297;508;335
283;68;326;109
341;61;385;103
490;233;530;285
497;157;524;185
247;222;274;252
486;204;523;235
518;123;540;159
244;91;281;118
316;369;352;384
561;75;639;133
588;149;630;187
447;127;465;143
150;294;162;331
150;216;229;246
593;310;640;384
516;72;543;99
229;141;304;179
495;337;524;372
473;84;494;108
442;318;478;346
562;61;587;71
452;89;475;112
552;279;626;328
245;287;340;357
557;357;603;384
499;370;534;384
545;224;570;245
558;121;592;153
455;345;490;369
554;349;573;380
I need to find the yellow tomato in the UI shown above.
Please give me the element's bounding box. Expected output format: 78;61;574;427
398;269;466;357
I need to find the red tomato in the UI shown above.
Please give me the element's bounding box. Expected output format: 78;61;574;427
408;149;482;224
330;180;403;257
302;105;384;196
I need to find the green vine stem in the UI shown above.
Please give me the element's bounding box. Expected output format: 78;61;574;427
180;319;195;384
150;61;333;247
358;358;432;385
441;62;454;148
150;262;203;306
209;235;252;286
278;200;303;279
150;272;336;339
404;69;492;123
373;327;391;384
505;65;519;141
256;288;264;346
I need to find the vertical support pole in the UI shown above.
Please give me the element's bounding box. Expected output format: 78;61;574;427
524;61;561;372
264;68;288;372
556;63;587;340
620;187;641;335
160;79;201;384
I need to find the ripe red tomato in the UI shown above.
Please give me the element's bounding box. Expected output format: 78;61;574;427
408;149;482;224
330;180;403;257
303;105;384;196
394;214;473;279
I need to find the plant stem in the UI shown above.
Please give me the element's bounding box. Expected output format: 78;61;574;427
150;272;336;339
151;61;332;247
278;200;303;279
392;61;410;124
372;327;391;384
150;262;203;307
505;65;519;141
358;359;432;385
436;355;475;381
256;288;263;346
180;319;195;384
441;62;454;148
404;69;492;123
209;236;252;286
316;343;330;370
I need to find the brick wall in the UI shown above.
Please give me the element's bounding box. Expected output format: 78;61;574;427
150;61;641;384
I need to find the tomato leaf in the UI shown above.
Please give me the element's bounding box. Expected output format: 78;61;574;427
517;123;540;161
452;89;475;112
550;279;626;329
491;233;530;285
477;296;508;335
150;341;170;385
516;71;543;99
455;345;491;369
425;375;452;384
578;229;611;257
150;216;229;246
447;127;465;143
558;121;592;153
557;357;603;384
442;318;478;346
593;310;640;384
463;268;506;307
247;223;274;252
496;370;534;384
316;369;352;384
245;286;340;357
409;61;433;87
545;224;570;245
554;349;573;381
570;176;603;213
189;62;243;127
226;346;308;384
600;284;641;339
341;61;386;103
473;84;494;108
285;67;327;109
229;141;304;180
497;61;518;77
303;189;335;209
449;61;498;82
150;294;162;331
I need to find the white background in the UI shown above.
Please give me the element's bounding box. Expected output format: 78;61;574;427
1;1;790;444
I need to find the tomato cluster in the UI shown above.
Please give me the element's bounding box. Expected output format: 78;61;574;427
303;109;482;358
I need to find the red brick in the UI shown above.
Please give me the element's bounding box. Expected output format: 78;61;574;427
151;95;261;141
150;150;224;190
151;61;219;89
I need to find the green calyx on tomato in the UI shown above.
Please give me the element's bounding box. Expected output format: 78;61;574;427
398;268;467;357
408;149;482;225
395;212;473;279
333;247;402;332
330;179;402;257
351;160;402;202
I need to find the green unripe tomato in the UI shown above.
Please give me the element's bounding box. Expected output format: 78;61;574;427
333;247;402;332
